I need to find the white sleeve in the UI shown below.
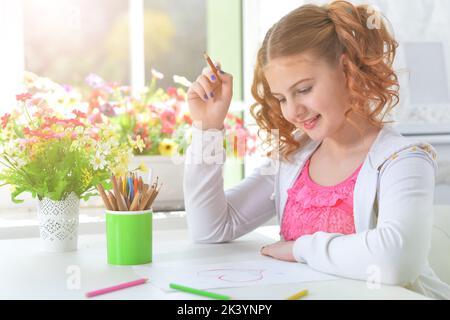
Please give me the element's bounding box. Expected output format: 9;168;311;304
292;150;436;286
183;126;276;243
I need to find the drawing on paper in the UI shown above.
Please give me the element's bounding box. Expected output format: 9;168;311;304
197;268;266;283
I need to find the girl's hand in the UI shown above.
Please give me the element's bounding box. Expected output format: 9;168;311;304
186;62;233;130
260;241;297;262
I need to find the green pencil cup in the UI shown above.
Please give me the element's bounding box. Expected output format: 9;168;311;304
105;209;152;265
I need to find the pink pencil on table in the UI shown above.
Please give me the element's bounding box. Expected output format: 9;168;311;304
85;278;148;298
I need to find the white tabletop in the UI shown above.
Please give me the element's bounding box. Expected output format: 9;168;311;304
0;227;428;300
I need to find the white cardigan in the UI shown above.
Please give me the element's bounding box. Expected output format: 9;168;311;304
183;125;450;299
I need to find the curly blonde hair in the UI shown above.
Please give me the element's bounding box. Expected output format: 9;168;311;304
250;0;400;161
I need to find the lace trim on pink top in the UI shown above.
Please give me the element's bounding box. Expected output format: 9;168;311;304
281;159;363;241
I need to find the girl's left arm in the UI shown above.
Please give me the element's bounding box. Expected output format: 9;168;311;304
292;149;436;286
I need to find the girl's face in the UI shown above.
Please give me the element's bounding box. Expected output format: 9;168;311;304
264;52;350;141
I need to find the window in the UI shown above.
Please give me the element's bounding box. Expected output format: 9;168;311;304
23;0;130;93
143;0;206;88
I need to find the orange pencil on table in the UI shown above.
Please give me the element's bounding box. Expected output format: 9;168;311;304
203;52;220;80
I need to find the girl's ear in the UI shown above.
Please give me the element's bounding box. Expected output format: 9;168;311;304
338;53;349;81
339;54;348;71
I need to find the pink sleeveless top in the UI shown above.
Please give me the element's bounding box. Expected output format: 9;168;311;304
281;158;363;241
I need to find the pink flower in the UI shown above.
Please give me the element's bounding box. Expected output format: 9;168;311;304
1;113;11;129
160;109;176;134
16;93;33;102
42;116;84;128
23;127;62;140
85;73;104;89
72;110;87;119
99;103;116;117
88;112;104;125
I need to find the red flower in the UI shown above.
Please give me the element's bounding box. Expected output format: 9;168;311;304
41;116;84;129
1;113;11;129
88;90;107;111
16;93;33;102
183;114;192;125
89;131;100;141
22;127;63;140
167;87;185;101
73;110;87;119
134;123;149;138
160;109;176;134
167;87;178;97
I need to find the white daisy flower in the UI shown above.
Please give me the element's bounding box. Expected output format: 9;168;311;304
151;68;164;79
91;152;107;171
173;75;192;87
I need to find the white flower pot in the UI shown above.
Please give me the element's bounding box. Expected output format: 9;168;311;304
37;192;80;252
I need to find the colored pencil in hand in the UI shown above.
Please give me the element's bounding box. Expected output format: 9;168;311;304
203;52;220;80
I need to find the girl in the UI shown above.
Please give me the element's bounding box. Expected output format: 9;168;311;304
183;1;450;299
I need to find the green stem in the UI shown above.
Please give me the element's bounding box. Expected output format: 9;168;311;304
2;154;34;186
22;101;33;125
0;156;15;170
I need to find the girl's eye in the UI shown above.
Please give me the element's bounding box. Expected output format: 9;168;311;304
276;87;312;104
296;87;312;95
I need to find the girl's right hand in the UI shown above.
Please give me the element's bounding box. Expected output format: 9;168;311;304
186;62;233;130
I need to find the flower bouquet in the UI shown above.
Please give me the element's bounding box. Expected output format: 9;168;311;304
0;72;139;251
83;70;256;210
85;70;257;158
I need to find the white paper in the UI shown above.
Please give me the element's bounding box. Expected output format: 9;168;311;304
133;258;337;292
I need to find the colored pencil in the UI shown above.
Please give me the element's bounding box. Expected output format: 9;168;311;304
97;173;161;212
146;183;162;210
112;175;128;211
203;52;220;79
138;186;154;211
169;283;231;300
128;176;134;203
107;191;118;211
130;190;141;211
133;174;138;195
86;278;148;298
286;289;308;300
97;184;112;210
